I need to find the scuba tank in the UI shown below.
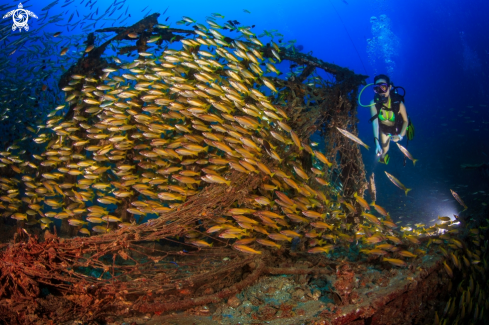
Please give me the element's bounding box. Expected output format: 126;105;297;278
390;85;414;142
391;84;406;102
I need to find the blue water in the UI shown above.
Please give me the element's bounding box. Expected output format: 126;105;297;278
1;0;488;227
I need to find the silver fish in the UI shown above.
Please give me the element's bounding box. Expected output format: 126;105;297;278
385;171;411;196
450;189;467;210
396;143;418;166
336;127;369;150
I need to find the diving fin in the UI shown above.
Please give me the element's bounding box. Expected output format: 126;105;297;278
407;118;415;141
380;153;390;165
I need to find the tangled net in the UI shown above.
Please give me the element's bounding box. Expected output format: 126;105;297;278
0;13;379;323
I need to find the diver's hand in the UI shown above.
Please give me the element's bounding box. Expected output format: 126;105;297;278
391;135;403;142
375;144;383;156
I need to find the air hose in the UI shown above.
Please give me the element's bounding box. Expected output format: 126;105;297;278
358;83;376;107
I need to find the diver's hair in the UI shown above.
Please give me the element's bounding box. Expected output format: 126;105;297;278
374;74;391;85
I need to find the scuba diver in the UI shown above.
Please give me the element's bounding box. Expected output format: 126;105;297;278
369;74;409;164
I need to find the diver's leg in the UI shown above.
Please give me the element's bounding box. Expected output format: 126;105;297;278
379;132;390;163
380;132;390;157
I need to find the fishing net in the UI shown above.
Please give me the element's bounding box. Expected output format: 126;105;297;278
0;13;375;323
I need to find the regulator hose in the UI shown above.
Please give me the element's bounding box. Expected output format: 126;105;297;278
358;83;376;107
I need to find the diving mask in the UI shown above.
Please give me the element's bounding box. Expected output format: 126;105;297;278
373;83;389;94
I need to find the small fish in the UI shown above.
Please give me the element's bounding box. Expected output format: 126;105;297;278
255;210;284;220
280;230;302;238
443;261;453;278
190;240;213;247
361;212;381;225
383;220;397;228
42;0;59;11
310;221;334;230
290;130;303;150
314;151;333;167
364;235;383;244
385;172;411;196
182;16;195;23
254;196;273;206
233;215;259;225
354;192;370;210
308;245;334;254
398;250;417;258
229;208;256;215
39;218;53;224
235;238;256;245
101;215;122;223
311;168;324;176
79;228;90;235
68;219;88;226
271;49;281;62
386;235;402;245
302;210;326;219
256;239;281;248
11;213;27;221
361;248;388;256
92;226;110;233
268;233;292;242
86;217;104;224
450;189;467;210
233;244;261;254
450;252;460;269
376;243;394;251
262;77;278;93
212;12;225;19
370;202;388;217
382;258;406;267
450;238;463;249
336;127;369;150
147;35;162;43
396;143;418;166
292;165;309;180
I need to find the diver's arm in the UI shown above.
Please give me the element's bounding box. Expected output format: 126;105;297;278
398;102;409;137
370;100;381;148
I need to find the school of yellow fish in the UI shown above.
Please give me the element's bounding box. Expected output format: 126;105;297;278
428;216;489;325
0;17;427;260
